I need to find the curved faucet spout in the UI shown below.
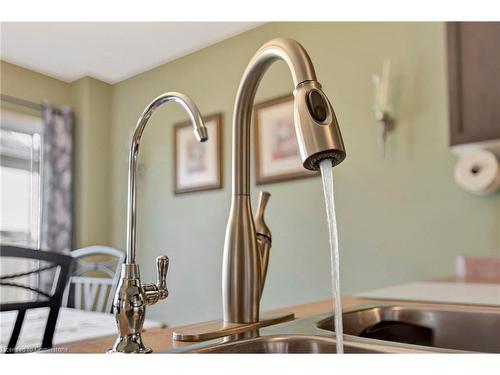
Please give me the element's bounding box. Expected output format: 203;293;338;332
126;92;207;264
232;38;318;195
223;38;345;324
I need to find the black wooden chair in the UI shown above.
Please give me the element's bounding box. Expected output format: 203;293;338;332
0;245;74;353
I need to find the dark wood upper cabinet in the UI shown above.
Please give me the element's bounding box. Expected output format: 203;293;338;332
447;22;500;146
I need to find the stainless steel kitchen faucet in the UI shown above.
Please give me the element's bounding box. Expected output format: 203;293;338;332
108;92;207;353
222;37;346;324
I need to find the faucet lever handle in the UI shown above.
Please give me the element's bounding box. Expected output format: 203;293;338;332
255;191;271;239
156;255;169;300
254;191;272;298
144;255;169;305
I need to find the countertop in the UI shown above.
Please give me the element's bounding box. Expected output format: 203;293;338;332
63;277;500;353
355;281;500;307
63;297;360;353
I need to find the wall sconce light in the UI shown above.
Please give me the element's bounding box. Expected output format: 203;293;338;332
372;59;396;158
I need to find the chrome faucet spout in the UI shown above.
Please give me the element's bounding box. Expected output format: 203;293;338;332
127;92;207;264
223;38;346;324
109;92;207;353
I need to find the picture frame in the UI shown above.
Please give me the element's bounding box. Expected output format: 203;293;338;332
174;113;222;194
254;95;318;185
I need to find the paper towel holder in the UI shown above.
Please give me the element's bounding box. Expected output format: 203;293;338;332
372;59;396;159
454;149;500;195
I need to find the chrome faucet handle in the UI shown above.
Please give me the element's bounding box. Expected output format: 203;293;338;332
144;255;169;305
254;191;272;297
156;255;169;300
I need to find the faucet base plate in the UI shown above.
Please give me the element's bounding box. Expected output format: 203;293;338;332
173;311;295;342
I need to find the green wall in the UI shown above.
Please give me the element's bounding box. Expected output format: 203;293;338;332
110;22;500;326
1;61;112;248
71;77;112;247
1;60;71;109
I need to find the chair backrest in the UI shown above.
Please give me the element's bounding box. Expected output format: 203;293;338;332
0;245;74;353
62;246;125;313
456;255;500;280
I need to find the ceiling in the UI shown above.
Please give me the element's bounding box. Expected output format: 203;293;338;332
0;22;262;84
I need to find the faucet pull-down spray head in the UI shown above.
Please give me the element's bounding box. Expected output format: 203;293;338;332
293;81;345;170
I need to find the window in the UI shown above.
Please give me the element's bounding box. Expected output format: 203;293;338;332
0;111;44;248
0;111;44;302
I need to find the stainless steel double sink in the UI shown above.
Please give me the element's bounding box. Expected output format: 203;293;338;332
168;303;500;353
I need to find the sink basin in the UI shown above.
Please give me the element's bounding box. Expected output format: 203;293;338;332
169;303;498;354
169;308;456;354
317;304;500;353
180;335;381;353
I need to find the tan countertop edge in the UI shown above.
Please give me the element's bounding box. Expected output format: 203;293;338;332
62;297;359;354
63;277;500;353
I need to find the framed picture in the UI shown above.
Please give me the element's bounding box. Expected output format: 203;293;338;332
174;113;222;194
254;95;317;185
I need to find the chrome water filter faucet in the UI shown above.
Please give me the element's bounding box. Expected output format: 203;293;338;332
108;92;207;353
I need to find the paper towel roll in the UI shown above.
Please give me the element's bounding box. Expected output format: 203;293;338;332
454;150;500;194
